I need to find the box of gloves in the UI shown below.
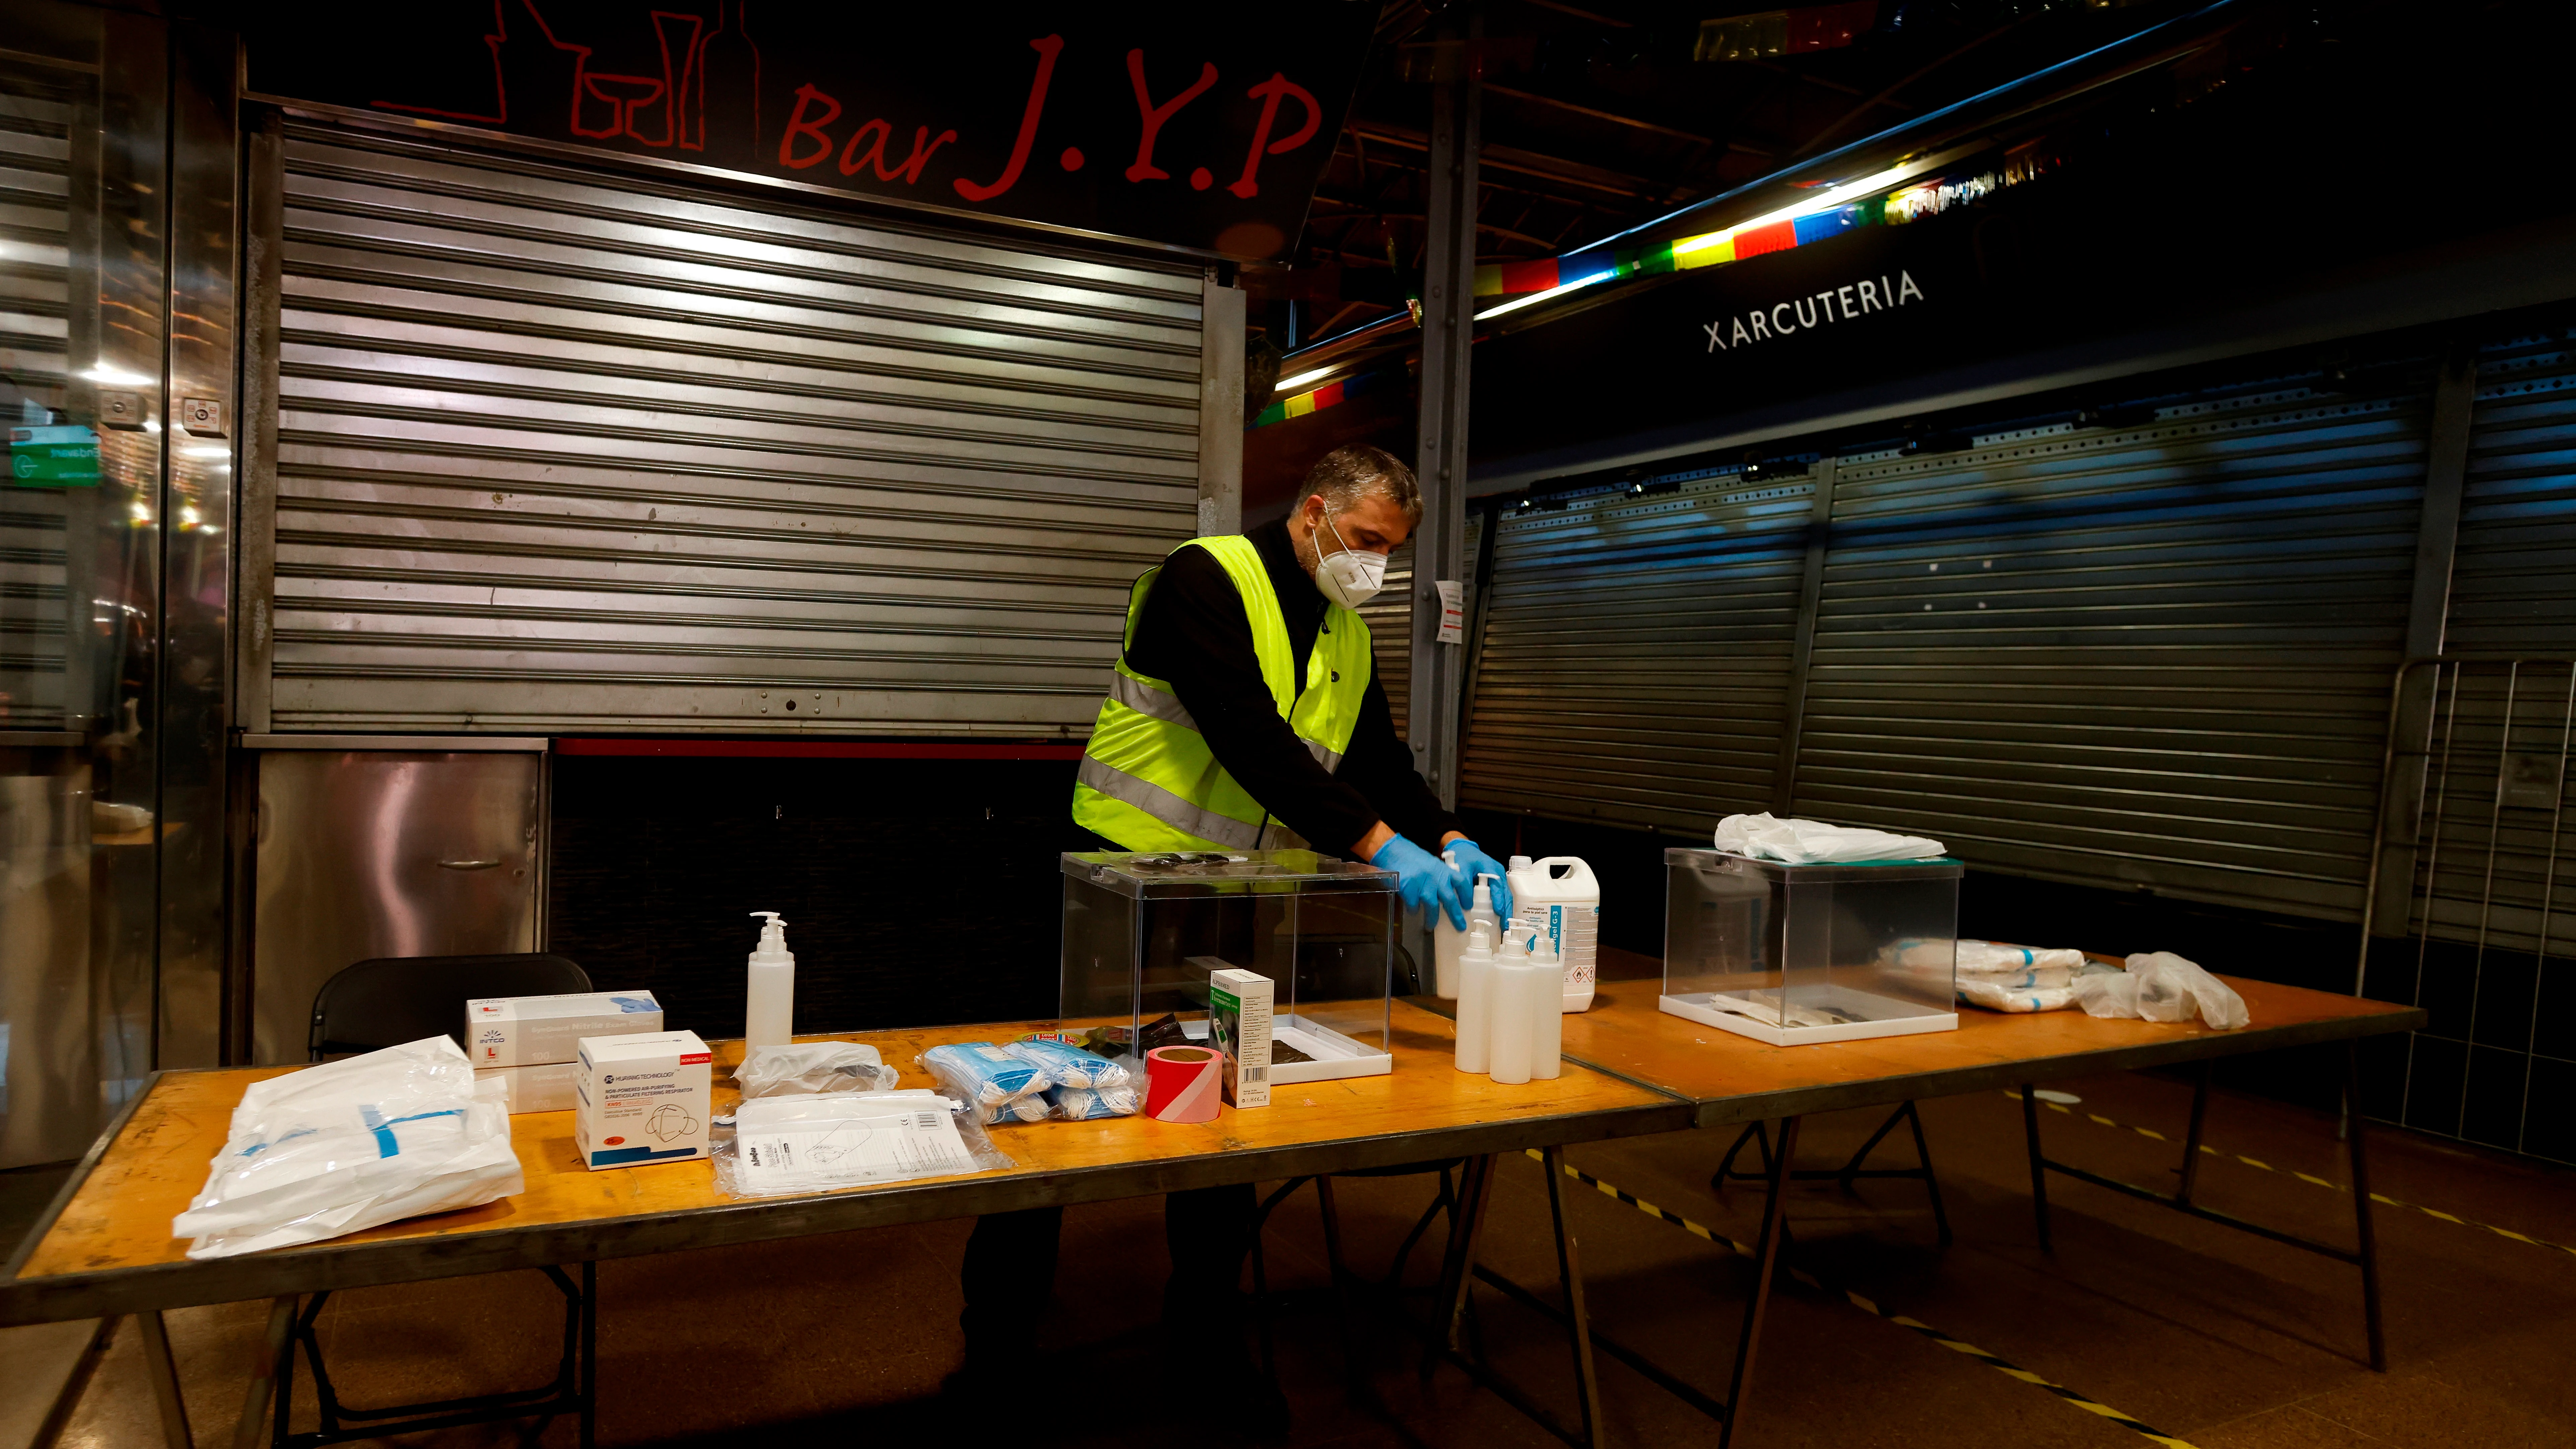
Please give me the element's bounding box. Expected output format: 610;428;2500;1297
1659;841;1961;1047
573;1030;711;1169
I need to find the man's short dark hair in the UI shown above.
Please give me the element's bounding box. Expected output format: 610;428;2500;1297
1295;444;1422;524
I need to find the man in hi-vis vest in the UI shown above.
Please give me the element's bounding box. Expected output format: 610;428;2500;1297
949;445;1515;1425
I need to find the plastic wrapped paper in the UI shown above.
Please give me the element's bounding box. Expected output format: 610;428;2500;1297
712;1090;1010;1198
735;1041;901;1098
172;1036;522;1260
1714;812;1944;865
2074;952;2250;1030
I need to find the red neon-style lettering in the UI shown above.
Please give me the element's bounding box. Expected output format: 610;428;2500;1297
1226;73;1322;200
779;84;841;169
954;35;1063;203
841;119;959;185
1123;51;1218;183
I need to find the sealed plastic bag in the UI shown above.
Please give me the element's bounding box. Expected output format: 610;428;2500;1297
920;1042;1052;1124
1956;978;2082;1014
735;1041;900;1099
1003;1038;1132;1089
1715;812;1944;865
712;1090;1011;1198
1046;1084;1141;1120
172;1036;522;1260
2074;952;2250;1030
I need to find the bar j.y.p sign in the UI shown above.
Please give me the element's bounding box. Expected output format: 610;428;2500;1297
242;1;1377;260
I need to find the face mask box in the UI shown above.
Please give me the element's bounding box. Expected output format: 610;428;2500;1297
475;1061;580;1114
573;1031;711;1170
466;991;663;1067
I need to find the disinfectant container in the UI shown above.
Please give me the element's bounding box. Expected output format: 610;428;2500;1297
1507;857;1600;1013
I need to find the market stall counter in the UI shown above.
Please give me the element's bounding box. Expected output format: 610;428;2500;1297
4;1003;1691;1446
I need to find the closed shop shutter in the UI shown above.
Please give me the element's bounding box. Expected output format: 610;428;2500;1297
259;122;1206;735
1463;472;1814;831
1795;380;2433;918
1358;541;1415;737
0;69;74;730
2447;326;2576;654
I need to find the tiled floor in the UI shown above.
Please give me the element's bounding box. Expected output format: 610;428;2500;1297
29;1068;2576;1448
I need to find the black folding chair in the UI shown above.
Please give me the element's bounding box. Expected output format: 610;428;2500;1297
278;952;598;1449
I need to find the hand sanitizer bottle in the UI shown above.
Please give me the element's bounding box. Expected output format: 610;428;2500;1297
1529;933;1565;1080
1489;930;1536;1086
745;911;796;1050
1454;920;1498;1074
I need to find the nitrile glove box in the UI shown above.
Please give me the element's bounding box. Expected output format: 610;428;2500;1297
573;1030;711;1170
475;1061;580;1114
466;991;662;1067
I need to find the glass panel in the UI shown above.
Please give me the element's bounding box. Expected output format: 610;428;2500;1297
1;16;166;1170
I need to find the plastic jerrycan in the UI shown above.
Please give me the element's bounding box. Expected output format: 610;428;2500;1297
1507;857;1599;1012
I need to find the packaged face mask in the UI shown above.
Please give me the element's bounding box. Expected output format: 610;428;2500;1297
919;1043;1046;1108
1004;1038;1132;1089
1047;1084;1140;1120
736;1042;901;1098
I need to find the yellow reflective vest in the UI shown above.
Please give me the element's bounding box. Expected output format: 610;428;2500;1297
1072;535;1375;851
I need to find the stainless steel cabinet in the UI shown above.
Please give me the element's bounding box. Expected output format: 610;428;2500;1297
250;743;544;1064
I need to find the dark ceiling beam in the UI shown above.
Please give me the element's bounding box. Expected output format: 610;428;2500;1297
1481;82;1716;146
1789;16;2039;159
1346;117;1682;205
1518;0;1632;27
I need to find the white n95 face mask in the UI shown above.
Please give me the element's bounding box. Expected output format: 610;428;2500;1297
1315;511;1389;609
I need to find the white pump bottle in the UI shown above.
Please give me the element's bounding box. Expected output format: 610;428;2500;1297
1454;919;1498;1074
1488;930;1537;1086
1528;932;1564;1081
745;911;796;1050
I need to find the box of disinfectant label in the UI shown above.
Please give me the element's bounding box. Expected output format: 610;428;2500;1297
466;991;662;1067
574;1030;711;1170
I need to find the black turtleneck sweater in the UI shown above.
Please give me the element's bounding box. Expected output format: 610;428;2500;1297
1121;516;1461;855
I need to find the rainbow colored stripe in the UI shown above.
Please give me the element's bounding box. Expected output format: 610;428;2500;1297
1250;364;1398;428
1473;200;1878;298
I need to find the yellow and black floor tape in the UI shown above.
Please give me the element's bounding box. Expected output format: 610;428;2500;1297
2002;1090;2576;1262
1521;1149;2205;1449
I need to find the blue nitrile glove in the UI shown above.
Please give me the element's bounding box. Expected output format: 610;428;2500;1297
1373;834;1471;930
1443;839;1514;920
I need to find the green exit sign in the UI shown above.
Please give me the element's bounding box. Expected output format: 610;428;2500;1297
8;425;100;486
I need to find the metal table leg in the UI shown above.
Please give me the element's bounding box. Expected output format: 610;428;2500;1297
2345;1046;2387;1372
1540;1145;1606;1449
2022;1083;2053;1252
1429;1153;1497;1379
26;1315;120;1449
235;1296;295;1449
136;1310;193;1449
1717;1114;1800;1449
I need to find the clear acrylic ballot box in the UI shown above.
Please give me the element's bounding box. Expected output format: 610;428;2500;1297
1660;847;1962;1046
1060;850;1397;1083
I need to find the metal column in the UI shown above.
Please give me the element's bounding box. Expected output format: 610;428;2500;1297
2365;346;2478;957
1409;21;1478;813
1198;270;1246;537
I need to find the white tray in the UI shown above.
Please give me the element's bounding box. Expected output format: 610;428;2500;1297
1658;982;1957;1047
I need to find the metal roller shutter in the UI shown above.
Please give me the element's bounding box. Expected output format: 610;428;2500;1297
2447;327;2576;654
261;123;1205;735
1463;472;1813;830
1795;379;2434;918
0;69;73;731
1358;541;1414;736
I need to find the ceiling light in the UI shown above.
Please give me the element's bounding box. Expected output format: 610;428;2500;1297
1274;367;1336;393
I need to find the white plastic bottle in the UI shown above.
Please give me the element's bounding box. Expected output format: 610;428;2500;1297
1529;933;1565;1081
1489;932;1536;1085
1453;920;1497;1074
1434;868;1507;997
745;911;796;1050
1508;856;1601;1014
